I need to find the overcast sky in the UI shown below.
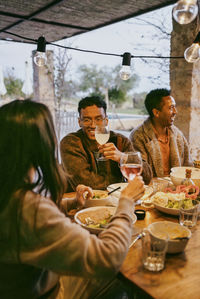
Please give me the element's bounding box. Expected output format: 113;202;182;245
0;4;173;93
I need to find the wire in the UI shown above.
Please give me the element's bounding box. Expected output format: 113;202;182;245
1;30;184;59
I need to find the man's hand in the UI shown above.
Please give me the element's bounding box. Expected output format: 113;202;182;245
99;142;123;163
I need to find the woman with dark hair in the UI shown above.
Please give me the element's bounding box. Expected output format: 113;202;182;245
0;99;144;299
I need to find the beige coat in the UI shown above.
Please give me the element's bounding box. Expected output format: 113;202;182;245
0;190;135;299
129;118;193;177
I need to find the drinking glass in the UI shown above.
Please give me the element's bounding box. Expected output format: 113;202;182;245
179;205;198;228
142;229;168;272
120;151;142;181
95;123;110;161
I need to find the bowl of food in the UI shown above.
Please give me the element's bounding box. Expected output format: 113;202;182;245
85;190;117;207
194;160;200;170
75;206;137;234
170;167;200;187
148;221;191;254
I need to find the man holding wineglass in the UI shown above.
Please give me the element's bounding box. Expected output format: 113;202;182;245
60;96;152;191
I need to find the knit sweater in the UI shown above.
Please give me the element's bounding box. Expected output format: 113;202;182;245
60;129;152;191
129;117;193;177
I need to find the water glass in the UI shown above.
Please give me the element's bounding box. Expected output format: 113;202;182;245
179;206;198;228
152;177;169;193
142;229;168;272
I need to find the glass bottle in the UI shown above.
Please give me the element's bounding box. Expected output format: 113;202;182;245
181;169;195;191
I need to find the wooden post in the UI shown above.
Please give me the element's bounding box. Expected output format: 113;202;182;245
32;50;55;121
170;16;200;160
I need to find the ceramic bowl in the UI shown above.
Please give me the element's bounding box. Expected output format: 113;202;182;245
148;221;191;254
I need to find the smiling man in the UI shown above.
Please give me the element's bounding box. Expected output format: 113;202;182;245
129;89;193;177
60;96;152;191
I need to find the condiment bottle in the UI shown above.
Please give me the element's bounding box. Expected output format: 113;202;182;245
181;169;195;192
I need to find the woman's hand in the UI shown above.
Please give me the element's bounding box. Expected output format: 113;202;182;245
76;184;93;207
120;176;145;203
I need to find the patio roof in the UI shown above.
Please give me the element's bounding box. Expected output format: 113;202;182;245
0;0;177;44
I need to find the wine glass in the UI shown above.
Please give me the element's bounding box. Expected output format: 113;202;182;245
120;152;142;181
95;123;110;161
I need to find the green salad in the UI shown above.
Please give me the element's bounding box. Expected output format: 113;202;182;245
166;199;196;209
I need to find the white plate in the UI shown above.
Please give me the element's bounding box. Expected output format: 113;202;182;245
75;206;137;234
107;183;128;198
154;203;179;216
107;183;153;201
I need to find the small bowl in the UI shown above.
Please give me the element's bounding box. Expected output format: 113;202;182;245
194;160;200;169
85;190;117;207
148;221;191;254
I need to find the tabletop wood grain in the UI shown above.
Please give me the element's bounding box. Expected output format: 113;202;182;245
120;206;200;299
63;192;200;298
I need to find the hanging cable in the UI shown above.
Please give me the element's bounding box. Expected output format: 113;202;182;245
1;30;184;60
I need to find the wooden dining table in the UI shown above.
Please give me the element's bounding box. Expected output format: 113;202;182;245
63;192;200;299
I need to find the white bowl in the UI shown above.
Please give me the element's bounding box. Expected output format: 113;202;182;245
75;206;137;234
148;221;191;254
170;166;200;187
85;190;117;207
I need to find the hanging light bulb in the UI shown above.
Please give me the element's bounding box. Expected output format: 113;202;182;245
172;0;198;25
119;52;132;80
184;32;200;63
34;36;47;67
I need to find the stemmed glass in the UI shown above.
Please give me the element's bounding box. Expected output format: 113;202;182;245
120;151;142;181
95;123;110;161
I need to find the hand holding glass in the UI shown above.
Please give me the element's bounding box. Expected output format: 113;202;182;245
95;124;110;161
120;152;142;180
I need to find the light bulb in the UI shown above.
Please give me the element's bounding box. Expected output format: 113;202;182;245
34;52;47;67
172;0;198;25
119;65;132;80
184;43;200;62
34;36;47;67
119;52;132;80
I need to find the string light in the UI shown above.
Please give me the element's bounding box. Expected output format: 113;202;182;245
172;0;198;25
33;36;47;67
184;32;200;63
1;30;185;81
119;52;132;80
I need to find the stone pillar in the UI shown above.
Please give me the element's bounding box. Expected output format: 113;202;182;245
170;16;200;160
32;50;55;121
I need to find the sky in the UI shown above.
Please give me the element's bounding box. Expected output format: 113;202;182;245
0;4;173;94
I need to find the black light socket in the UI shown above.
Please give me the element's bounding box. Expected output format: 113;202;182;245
122;52;131;66
36;36;46;52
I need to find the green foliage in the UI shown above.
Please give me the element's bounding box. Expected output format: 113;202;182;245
108;87;126;106
4;68;24;97
76;64;139;106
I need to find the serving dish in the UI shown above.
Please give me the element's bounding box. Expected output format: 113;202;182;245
75;206;137;234
153;203;180;216
148;221;191;253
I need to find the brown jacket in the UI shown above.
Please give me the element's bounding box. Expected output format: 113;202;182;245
129;117;193;177
60;129;152;191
